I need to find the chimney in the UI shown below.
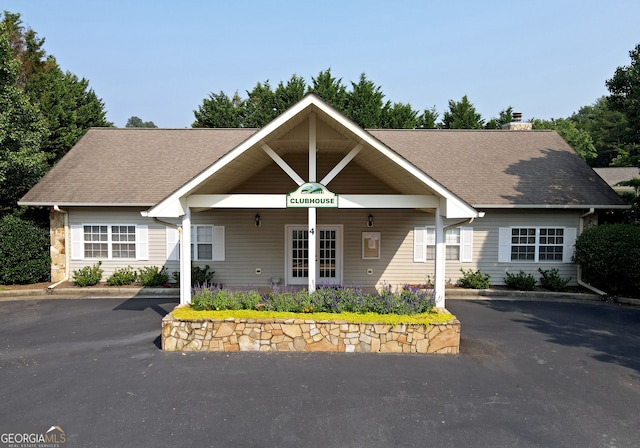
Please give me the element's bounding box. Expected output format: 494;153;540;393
502;112;532;130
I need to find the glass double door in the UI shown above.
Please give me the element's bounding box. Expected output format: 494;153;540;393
286;225;342;286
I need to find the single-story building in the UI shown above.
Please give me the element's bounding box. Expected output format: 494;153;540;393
593;166;640;195
19;94;626;307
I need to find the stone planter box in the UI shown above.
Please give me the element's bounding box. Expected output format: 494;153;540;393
161;309;460;355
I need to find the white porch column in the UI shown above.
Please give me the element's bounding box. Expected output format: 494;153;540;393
308;112;317;293
308;207;317;293
434;209;445;308
180;208;192;305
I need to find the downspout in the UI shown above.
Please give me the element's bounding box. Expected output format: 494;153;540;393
48;205;70;290
576;208;607;296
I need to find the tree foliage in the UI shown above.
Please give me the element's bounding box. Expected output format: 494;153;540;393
441;95;484;129
532;117;597;161
0;30;49;215
126;116;158;128
0;10;110;215
606;43;640;153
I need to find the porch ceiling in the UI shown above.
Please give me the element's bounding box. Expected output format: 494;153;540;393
192;108;436;197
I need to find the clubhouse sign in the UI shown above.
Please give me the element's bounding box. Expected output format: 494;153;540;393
287;183;338;208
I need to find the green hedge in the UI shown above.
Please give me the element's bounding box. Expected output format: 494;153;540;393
573;224;640;294
0;214;50;284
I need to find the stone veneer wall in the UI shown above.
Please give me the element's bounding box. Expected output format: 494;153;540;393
50;209;66;282
162;312;460;355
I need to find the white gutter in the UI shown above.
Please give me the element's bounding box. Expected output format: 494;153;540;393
47;205;70;291
576;208;607;296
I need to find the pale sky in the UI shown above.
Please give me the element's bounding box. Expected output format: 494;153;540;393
4;0;640;128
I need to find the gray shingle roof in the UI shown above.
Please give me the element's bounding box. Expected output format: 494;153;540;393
20;126;623;208
370;129;623;207
20;128;257;205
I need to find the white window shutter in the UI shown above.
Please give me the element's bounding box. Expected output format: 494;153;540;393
498;227;511;263
461;227;473;262
563;227;577;263
136;225;149;260
413;227;425;262
166;227;180;261
213;226;225;261
70;224;84;260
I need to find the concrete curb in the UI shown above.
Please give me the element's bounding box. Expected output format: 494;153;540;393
445;288;640;307
0;287;179;301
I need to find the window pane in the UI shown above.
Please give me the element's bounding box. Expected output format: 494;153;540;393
446;246;460;261
198;244;213;260
84;243;108;258
197;226;213;243
446;228;460;244
426;246;435;260
113;243;136;258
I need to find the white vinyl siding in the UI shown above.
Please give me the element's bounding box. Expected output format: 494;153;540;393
414;227;473;263
71;223;148;261
498;226;576;263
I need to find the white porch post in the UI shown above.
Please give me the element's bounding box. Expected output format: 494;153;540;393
434;209;445;308
308;112;317;293
308;208;317;293
180;208;192;305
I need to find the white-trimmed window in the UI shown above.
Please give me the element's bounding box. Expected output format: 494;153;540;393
166;225;225;261
71;224;148;260
414;227;473;262
498;227;576;263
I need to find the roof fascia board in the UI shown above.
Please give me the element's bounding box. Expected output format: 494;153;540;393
18;201;155;207
473;204;631;209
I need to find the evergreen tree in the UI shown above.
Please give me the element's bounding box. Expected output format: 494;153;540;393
441;95;484;129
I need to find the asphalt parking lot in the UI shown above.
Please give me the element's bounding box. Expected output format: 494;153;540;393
1;296;639;448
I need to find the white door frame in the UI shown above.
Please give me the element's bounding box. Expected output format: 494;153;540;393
285;224;343;286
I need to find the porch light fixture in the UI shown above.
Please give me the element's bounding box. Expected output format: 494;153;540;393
255;213;261;227
367;214;374;227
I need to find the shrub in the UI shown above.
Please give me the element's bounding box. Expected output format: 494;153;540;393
190;285;435;316
106;266;138;286
192;264;214;286
73;261;103;287
573;224;640;294
538;268;571;292
504;270;537;291
457;268;491;289
0;214;50;285
138;266;169;287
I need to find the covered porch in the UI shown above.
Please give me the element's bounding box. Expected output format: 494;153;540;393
143;94;478;307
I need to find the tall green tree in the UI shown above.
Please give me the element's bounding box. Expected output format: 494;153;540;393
381;101;418;129
1;11;110;165
606;43;640;154
0;31;49;215
416;106;439;129
193;91;244;128
441;95;484;129
26;65;110;163
346;73;385;128
309;68;347;111
569;97;630;166
485;107;514;130
126;116;158;128
274;74;307;113
244;80;277;128
532;118;597;161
